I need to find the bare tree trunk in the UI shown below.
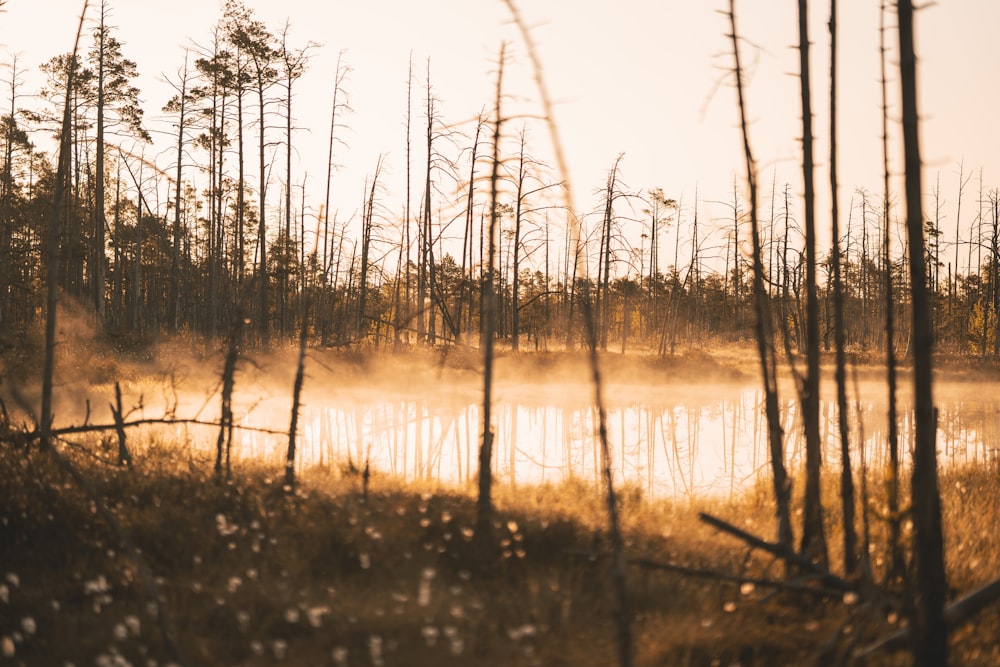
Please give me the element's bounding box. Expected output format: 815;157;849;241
358;157;383;342
321;51;348;346
111;382;132;468
511;131;527;352
728;0;794;556
797;0;828;568
600;156;623;352
829;0;858;578
477;44;505;528
898;1;948;663
456;116;483;347
92;3;108;325
43;5;88;441
286;266;309;488
880;0;905;585
168;53;189;333
215;312;240;478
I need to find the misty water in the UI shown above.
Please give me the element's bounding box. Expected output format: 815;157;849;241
173;376;999;500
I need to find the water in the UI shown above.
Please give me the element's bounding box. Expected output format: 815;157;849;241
187;376;1000;500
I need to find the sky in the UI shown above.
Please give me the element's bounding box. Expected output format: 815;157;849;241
1;0;999;273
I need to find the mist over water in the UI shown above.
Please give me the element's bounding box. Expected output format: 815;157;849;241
16;330;997;500
164;371;1000;500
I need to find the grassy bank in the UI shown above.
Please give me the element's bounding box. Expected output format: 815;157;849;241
1;435;998;666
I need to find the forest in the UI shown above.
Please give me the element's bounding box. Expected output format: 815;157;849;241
0;1;997;357
2;0;1000;666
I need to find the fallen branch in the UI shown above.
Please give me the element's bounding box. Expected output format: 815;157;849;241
48;417;292;439
855;576;1000;658
699;512;855;592
566;549;846;600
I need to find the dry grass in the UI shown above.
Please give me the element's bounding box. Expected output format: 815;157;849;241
1;434;999;666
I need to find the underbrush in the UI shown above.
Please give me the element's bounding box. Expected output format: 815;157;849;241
0;439;998;666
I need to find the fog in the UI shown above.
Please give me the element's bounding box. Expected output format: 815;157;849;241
9;323;996;501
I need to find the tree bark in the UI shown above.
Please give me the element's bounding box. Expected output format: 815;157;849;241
797;0;828;568
897;1;948;663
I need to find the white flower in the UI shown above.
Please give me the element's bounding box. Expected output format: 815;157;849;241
306;606;330;628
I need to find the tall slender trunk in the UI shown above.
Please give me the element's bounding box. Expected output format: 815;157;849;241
898;1;948;663
168;53;189;333
728;0;794;556
829;0;858;578
600;157;622;352
456;117;482;347
797;0;828;568
478;44;505;527
320;51;347;344
93;9;107;324
358;157;383;342
236;56;246;290
880;0;905;584
257;71;269;347
43;3;88;442
423;63;437;346
511;132;530;352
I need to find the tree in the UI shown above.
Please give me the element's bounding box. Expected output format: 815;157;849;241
797;0;828;568
596;155;622;351
89;0;149;324
277;23;314;339
42;0;89;445
225;0;278;346
879;0;904;584
728;0;794;558
507;127;556;351
643;188;676;340
828;0;859;578
478;44;506;528
163;52;194;333
898;0;948;663
190;27;236;341
0;54;30;327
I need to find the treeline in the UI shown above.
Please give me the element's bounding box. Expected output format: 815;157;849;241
1;0;998;357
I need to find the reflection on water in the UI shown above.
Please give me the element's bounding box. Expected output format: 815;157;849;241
178;380;999;500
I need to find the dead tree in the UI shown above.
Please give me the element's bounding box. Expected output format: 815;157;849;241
880;0;905;584
797;0;829;568
898;1;948;664
728;0;794;556
42;1;89;445
477;44;505;528
829;0;858;578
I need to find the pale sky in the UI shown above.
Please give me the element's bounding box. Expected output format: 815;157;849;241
2;0;998;272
